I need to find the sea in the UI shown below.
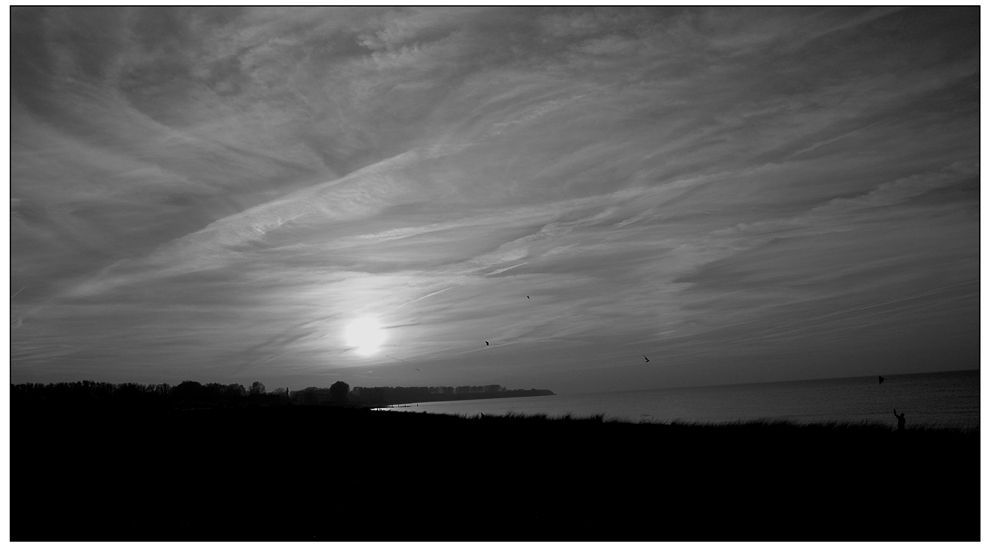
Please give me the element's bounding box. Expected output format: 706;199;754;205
384;369;979;430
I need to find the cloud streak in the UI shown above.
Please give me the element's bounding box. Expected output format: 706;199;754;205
10;7;979;393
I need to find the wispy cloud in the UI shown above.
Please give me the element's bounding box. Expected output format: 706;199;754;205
11;7;979;392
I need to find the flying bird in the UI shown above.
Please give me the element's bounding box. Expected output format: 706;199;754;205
527;296;530;299
879;376;885;385
643;355;650;363
485;341;489;346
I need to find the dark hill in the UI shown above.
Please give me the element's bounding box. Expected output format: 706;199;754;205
12;405;978;541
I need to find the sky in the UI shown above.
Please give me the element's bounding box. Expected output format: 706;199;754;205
8;6;981;395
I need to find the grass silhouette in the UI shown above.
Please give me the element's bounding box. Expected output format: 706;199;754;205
13;404;978;541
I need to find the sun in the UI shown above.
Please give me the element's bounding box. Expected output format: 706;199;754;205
344;318;386;356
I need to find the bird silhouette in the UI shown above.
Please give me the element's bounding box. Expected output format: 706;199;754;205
485;341;489;346
879;376;885;385
527;296;530;299
644;355;650;363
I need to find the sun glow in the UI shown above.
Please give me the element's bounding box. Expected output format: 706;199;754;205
345;318;386;356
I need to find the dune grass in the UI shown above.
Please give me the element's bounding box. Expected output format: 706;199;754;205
452;408;977;435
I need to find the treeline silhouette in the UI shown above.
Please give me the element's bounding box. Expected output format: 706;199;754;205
11;379;554;410
12;380;281;410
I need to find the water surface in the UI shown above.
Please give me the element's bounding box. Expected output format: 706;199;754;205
386;370;979;429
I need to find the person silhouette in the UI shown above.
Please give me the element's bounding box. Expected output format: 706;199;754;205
893;408;906;431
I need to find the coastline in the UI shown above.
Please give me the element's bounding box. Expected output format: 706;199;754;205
383;370;981;429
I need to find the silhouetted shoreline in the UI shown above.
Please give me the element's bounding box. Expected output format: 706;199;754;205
12;403;978;541
10;380;554;411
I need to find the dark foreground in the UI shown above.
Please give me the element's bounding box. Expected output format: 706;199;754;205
13;406;979;541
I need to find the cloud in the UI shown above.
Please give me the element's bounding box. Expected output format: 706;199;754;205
65;144;473;296
10;7;979;391
711;159;979;242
